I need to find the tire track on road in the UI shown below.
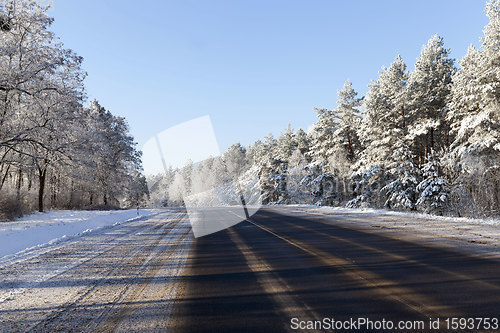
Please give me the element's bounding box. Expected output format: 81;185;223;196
0;212;177;308
92;224;192;332
26;215;185;332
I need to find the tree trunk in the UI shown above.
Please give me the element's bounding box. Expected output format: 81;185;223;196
429;128;434;150
38;167;47;212
0;164;11;190
16;168;22;201
68;180;74;208
51;174;56;207
401;104;406;132
346;129;354;158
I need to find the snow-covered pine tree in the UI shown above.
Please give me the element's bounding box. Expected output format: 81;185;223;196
293;128;311;157
349;56;408;207
405;35;455;163
316;80;361;202
354;56;408;171
347;165;384;208
416;149;448;214
306;108;338;205
381;140;421;210
332;79;362;161
479;0;500;108
309;108;336;165
443;45;483;215
447;0;500;215
191;157;215;195
147;166;175;207
276;123;297;161
447;45;482;142
223;143;248;180
272;125;299;203
254;134;280;204
285;148;310;204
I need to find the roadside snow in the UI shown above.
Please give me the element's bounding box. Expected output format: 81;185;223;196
290;205;500;226
0;209;162;260
286;205;500;259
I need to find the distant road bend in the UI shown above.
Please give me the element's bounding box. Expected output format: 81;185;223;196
0;207;499;332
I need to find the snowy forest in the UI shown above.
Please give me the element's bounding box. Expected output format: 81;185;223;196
149;0;500;218
0;1;148;219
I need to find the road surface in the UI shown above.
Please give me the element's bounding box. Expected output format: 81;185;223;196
0;207;499;332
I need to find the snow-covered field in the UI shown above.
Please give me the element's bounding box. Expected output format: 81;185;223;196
0;209;163;261
287;205;500;259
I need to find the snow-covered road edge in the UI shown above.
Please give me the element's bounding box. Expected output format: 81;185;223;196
287;204;500;225
0;209;167;265
283;204;500;260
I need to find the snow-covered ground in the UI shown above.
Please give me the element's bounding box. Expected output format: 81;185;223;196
292;204;500;225
0;209;163;261
0;210;192;331
286;205;500;259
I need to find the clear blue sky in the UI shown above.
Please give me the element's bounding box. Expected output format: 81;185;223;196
50;0;488;152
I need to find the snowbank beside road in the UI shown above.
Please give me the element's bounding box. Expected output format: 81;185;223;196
0;209;162;260
286;205;500;258
290;204;500;226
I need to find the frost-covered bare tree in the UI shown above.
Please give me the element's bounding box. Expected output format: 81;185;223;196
0;1;147;218
84;100;144;208
0;0;85;212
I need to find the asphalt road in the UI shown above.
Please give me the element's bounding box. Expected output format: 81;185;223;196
0;207;498;332
170;206;500;332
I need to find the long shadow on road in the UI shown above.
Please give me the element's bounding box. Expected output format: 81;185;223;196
171;207;500;332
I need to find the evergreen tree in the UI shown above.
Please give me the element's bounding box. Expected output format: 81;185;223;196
448;0;500;215
479;0;500;108
309;108;336;165
382;141;421;210
294;128;310;157
255;134;279;204
332;79;362;161
350;56;408;207
286;148;311;204
223;143;248;180
276;123;297;161
406;35;455;159
416;149;448;214
358;55;408;168
447;45;482;141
